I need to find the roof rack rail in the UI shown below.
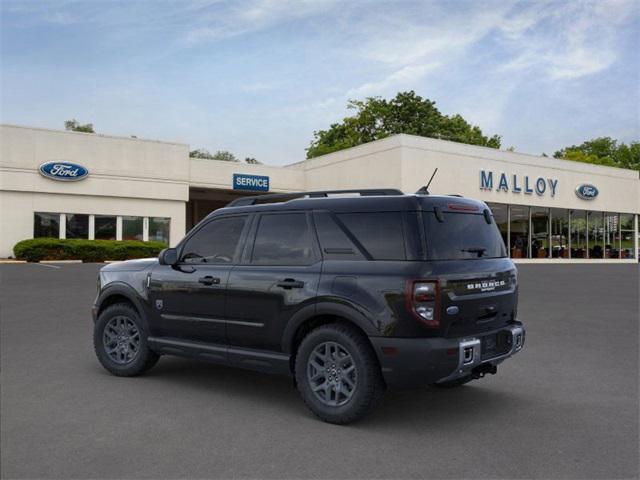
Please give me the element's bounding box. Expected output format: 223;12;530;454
227;188;404;207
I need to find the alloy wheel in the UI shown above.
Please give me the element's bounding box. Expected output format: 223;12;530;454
307;341;358;407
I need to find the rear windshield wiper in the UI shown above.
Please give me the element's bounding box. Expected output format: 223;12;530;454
461;247;487;257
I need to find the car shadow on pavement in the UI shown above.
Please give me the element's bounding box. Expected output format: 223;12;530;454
132;356;526;429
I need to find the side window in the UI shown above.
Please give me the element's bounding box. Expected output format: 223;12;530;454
180;216;247;264
336;212;406;260
314;212;365;260
251;213;316;265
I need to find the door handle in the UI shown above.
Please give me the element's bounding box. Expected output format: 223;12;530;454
276;278;305;289
198;276;221;286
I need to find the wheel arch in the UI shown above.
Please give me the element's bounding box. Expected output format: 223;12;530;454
283;302;380;374
96;283;146;320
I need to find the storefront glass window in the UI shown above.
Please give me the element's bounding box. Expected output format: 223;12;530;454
487;203;508;251
34;212;60;238
65;214;89;239
620;214;636;259
588;211;604;258
603;213;620;259
571;210;587;258
122;216;143;241
95;215;117;240
149;217;170;245
551;209;569;258
509;205;529;259
531;207;550;258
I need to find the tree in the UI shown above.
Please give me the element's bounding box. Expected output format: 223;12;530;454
244;157;262;164
554;137;640;172
212;150;238;162
189;149;239;162
64;119;94;133
306;91;501;158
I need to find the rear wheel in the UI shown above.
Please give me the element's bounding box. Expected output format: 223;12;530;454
295;323;385;424
93;303;159;377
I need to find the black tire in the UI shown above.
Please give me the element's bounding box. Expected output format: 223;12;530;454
432;375;474;389
295;323;385;425
93;302;159;377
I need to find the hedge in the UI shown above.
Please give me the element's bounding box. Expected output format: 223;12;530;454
13;238;167;262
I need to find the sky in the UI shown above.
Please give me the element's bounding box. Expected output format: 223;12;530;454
1;0;639;165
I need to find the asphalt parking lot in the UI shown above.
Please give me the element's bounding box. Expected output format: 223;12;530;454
1;263;638;479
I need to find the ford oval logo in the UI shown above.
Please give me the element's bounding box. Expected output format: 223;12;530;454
575;184;598;200
39;161;89;182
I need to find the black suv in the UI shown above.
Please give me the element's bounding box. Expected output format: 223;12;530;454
92;189;525;424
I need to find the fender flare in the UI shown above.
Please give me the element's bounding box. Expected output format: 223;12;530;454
96;282;148;319
281;300;379;354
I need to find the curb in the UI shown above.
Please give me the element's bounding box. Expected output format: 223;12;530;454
0;259;27;264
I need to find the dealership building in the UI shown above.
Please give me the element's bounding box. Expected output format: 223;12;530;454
1;123;638;262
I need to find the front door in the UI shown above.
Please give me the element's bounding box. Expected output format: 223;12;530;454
148;214;250;345
226;212;321;352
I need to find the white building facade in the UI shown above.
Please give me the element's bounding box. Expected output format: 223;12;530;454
1;124;638;262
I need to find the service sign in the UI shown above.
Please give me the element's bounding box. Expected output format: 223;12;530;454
575;184;598;200
233;173;269;192
39;161;89;182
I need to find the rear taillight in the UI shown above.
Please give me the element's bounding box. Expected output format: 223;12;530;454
406;280;440;328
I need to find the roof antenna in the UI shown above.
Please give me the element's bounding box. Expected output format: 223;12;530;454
416;168;438;195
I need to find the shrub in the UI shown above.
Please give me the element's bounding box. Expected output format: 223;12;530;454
13;238;167;262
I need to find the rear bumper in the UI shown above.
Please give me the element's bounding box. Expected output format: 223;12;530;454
370;323;525;389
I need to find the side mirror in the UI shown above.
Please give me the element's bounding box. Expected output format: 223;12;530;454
158;247;178;266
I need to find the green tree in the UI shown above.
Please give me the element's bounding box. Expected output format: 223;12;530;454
554;137;640;171
212;150;238;162
306;91;501;158
189;149;215;159
189;149;239;162
64;119;94;133
244;157;262;164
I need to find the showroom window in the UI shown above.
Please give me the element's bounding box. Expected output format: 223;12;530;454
571;210;587;258
603;213;620;259
551;209;569;258
34;212;60;238
509;205;529;258
149;217;170;245
620;214;636;259
588;211;604;259
531;207;550;259
65;214;89;239
122;216;143;241
95;215;117;240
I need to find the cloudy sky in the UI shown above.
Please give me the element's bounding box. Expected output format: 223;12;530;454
1;0;638;165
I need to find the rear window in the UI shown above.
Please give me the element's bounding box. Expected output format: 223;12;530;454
424;212;507;260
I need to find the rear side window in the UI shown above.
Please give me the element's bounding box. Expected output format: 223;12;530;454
423;212;507;260
181;216;247;264
251;213;316;265
336;212;406;260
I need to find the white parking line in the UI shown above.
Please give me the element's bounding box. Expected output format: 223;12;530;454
34;263;61;269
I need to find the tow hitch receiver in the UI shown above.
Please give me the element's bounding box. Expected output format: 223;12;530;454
472;363;497;379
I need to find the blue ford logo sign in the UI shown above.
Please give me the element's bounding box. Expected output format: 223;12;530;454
39;161;89;182
575;184;598;200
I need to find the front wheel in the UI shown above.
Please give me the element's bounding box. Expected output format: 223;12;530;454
93;303;159;377
295;324;385;424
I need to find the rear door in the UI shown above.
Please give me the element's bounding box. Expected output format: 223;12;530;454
225;212;321;352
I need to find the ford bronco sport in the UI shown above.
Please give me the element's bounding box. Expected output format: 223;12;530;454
92;189;525;424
